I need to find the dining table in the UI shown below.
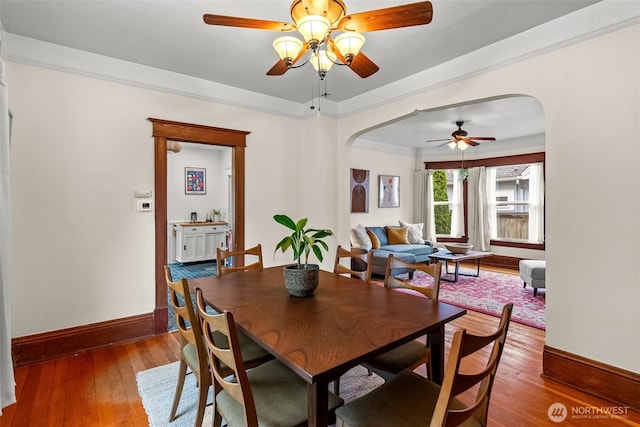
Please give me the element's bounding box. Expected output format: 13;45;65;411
189;266;466;427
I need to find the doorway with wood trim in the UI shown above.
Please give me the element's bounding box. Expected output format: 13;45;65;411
149;118;249;334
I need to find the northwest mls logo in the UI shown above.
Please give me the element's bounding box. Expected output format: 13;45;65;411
548;403;568;423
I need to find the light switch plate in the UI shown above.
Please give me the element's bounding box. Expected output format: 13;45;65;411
137;200;153;212
135;190;152;198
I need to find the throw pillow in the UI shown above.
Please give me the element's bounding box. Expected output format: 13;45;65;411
365;226;388;248
386;226;410;245
351;224;372;251
366;229;380;249
399;220;425;244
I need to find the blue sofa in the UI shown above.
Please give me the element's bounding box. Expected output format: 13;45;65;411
350;224;434;277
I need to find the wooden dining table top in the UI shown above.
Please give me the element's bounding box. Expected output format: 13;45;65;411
189;266;466;385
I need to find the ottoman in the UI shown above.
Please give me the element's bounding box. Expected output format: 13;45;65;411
370;250;417;278
519;260;546;296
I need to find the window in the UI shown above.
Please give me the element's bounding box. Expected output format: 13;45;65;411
425;152;545;249
487;162;544;244
432;169;464;238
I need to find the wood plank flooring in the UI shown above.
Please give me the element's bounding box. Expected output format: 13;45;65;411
2;269;639;426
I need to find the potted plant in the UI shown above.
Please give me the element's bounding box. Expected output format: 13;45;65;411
274;214;333;297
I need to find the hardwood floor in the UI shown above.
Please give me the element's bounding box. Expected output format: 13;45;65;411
2;269;639;426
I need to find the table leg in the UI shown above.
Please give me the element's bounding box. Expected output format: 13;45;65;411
440;261;461;283
427;324;446;384
308;381;329;427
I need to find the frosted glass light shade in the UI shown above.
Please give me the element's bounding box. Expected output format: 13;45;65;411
448;141;457;150
458;141;470;150
297;15;331;46
334;32;365;62
311;49;337;73
273;36;304;64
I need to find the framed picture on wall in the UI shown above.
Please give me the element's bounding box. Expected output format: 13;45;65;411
350;168;370;213
185;167;206;194
379;175;399;208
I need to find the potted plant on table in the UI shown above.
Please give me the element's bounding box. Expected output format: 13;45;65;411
273;214;333;297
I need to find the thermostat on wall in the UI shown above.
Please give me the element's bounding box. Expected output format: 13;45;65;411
137;200;153;212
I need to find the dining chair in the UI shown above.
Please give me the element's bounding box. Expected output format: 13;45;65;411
195;288;344;427
363;254;442;381
335;303;513;427
217;243;263;276
165;266;211;427
333;245;373;282
165;266;273;427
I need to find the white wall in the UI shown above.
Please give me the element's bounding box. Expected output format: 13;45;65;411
167;144;230;224
6;23;639;375
7;61;307;336
166;143;231;261
348;145;417;233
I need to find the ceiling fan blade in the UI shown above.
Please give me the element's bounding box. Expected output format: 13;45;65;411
266;60;289;76
266;43;309;76
203;14;295;32
467;137;496;141
427;138;450;143
465;140;480;147
348;51;380;78
437;140;454;147
338;1;433;33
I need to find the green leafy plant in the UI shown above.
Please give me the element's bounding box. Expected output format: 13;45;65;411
274;214;333;267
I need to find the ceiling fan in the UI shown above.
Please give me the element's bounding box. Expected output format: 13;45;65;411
427;121;496;150
203;0;433;79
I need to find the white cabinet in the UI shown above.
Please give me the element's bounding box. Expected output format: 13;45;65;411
175;223;227;263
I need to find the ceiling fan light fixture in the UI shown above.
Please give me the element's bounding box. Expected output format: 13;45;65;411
273;36;304;67
296;15;331;49
458;141;469;151
334;32;365;65
448;140;457;150
290;0;347;27
311;49;337;79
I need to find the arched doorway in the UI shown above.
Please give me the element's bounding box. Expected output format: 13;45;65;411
149;118;249;333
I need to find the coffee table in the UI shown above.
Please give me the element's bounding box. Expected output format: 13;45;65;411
428;250;493;282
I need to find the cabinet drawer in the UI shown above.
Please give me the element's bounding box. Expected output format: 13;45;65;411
203;226;224;233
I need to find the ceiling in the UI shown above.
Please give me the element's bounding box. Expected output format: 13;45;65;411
0;0;603;150
358;95;545;153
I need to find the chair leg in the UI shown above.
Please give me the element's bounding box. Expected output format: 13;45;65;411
534;288;538;297
213;408;224;427
333;378;340;396
194;377;209;427
169;359;188;421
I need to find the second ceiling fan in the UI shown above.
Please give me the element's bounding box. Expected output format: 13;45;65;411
428;121;496;150
203;0;433;78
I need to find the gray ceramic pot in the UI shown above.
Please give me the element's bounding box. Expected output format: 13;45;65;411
283;264;319;297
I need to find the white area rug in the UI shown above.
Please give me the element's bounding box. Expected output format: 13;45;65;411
136;361;384;427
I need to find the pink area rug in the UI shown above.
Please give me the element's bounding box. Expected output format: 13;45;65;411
379;268;545;330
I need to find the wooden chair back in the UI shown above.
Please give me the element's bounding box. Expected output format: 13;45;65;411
196;288;258;427
333;245;373;282
383;254;442;301
165;266;206;361
217;244;263;276
432;303;513;427
164;266;211;425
